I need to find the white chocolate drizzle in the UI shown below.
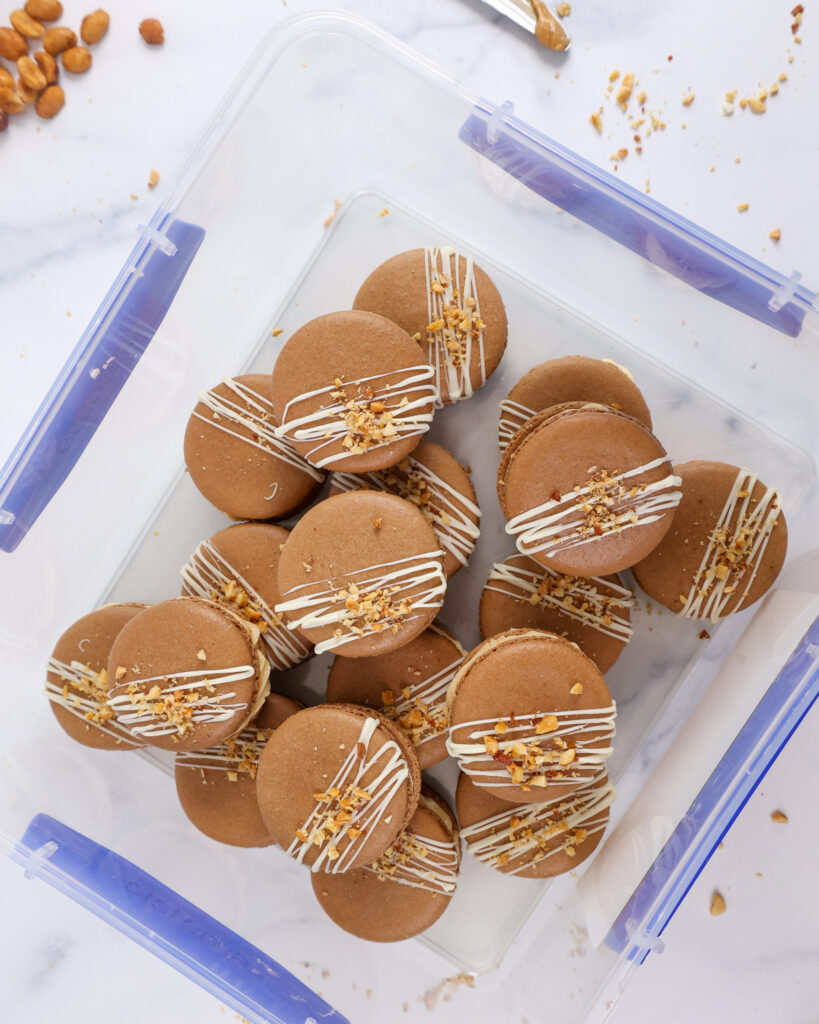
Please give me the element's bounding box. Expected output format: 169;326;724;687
275;367;437;468
175;726;274;779
460;777;616;873
363;796;459;895
193;377;324;482
331;457;480;569
181;540;311;671
422;246;487;405
485;559;634;643
505;456;682;559
45;658;141;747
498;399;536;451
447;704;616;790
288;716;410;874
108;665;255;739
275;552;446;656
678;468;783;622
380;646;464;747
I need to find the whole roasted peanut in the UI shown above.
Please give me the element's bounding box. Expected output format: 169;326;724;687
34;80;62;117
9;8;44;38
42;25;75;54
0;26;28;59
0;85;24;113
61;44;91;72
34;48;58;82
139;17;163;44
25;0;63;19
80;8;109;44
17;54;46;89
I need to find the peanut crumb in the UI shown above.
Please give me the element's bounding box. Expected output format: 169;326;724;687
378;208;390;217
570;682;583;695
589;110;602;132
196;649;207;661
736;202;749;212
148;169;160;189
556;1;570;15
682;92;695;106
770;810;788;823
710;891;727;916
769;228;781;241
272;327;284;337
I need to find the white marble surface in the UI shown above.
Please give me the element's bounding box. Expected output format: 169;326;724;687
1;1;818;1022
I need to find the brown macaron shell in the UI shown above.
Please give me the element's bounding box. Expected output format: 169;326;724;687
276;491;446;658
310;783;460;942
107;597;270;752
256;704;421;872
181;522;313;671
46;603;148;751
498;403;681;576
498;356;652;450
326;625;466;769
174;692;303;848
271;310;438;472
328;440;481;578
447;629;614;803
479;553;633;674
184;373;325;521
352;247;508;406
456;771;613;879
632;460;788;620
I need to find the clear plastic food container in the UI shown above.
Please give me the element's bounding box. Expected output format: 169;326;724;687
2;13;818;1024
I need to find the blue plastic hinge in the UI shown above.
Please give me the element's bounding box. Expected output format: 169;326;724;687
18;815;350;1024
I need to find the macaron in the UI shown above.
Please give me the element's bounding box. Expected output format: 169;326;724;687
275;491;447;658
479;553;633;673
311;785;460;941
181;522;312;672
498;356;652;451
46;603;147;750
632;460;787;621
271;310;438;472
329;440;480;578
446;629;616;803
498;403;682;576
352;247;508;406
456;772;615;878
256;704;421;872
174;692;302;848
107;597;270;751
326;624;466;769
183;374;325;520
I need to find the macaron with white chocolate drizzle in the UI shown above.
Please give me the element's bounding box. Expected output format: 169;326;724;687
174;692;302;848
311;784;460;941
46;603;148;750
329;440;480;578
457;771;615;878
184;374;325;520
498;355;652;452
447;628;616;804
275;490;447;658
256;703;421;872
479;553;633;673
271;310;438;472
326;624;466;769
632;460;787;621
498;402;682;577
353;247;508;406
181;522;312;672
107;597;271;752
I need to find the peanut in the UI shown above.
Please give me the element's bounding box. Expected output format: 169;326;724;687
42;25;75;54
25;0;62;19
17;54;46;90
10;8;44;37
16;76;38;103
34;81;62;117
0;26;28;59
61;44;91;72
139;17;163;45
34;48;57;82
0;85;24;113
80;8;109;44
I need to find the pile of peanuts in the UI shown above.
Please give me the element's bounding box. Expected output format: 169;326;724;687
0;4;163;128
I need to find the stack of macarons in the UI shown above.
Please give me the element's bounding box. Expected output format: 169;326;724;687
43;245;790;946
